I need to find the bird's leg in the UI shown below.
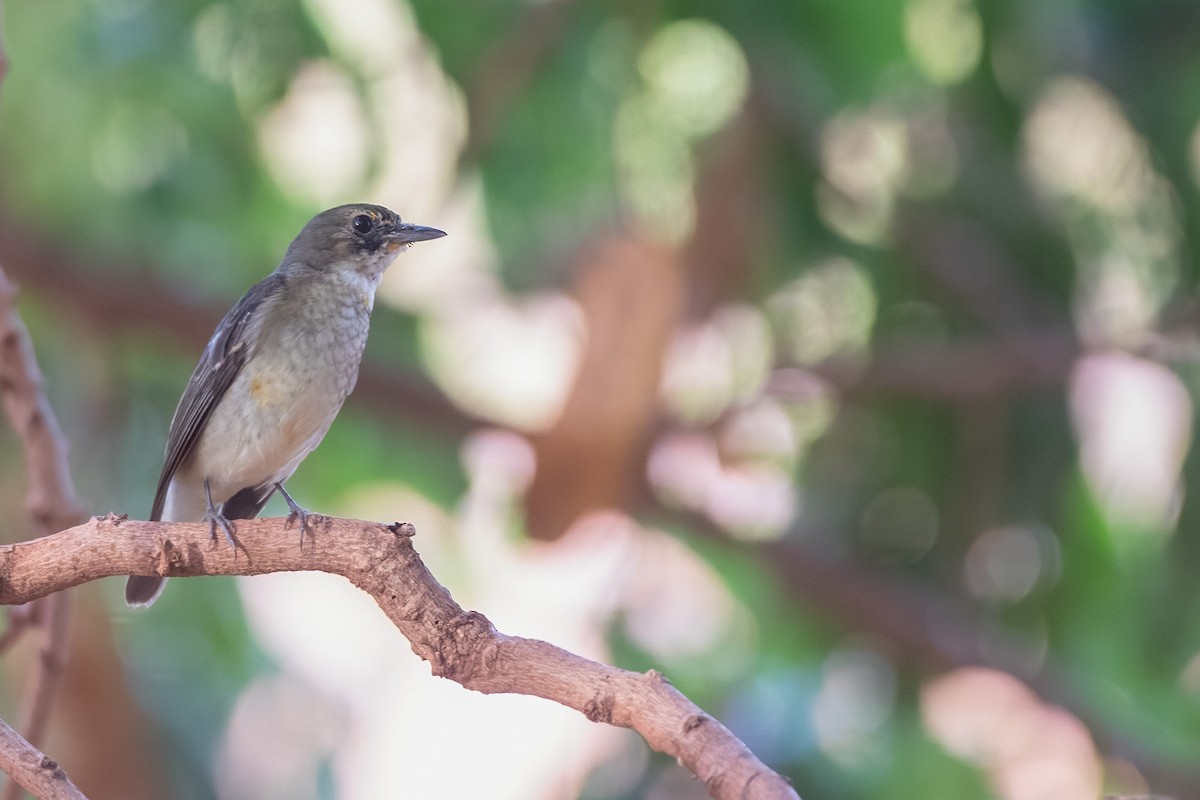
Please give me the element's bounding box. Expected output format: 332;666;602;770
203;479;237;548
276;482;311;546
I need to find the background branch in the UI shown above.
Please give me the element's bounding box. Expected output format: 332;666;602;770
0;718;84;800
459;0;578;164
0;266;85;800
0;515;800;800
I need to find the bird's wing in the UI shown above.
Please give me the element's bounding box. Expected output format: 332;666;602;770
149;272;286;521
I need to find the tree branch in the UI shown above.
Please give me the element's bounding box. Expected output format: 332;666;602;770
0;265;84;800
0;718;84;800
800;331;1079;402
0;515;800;800
0;269;88;532
0;605;36;655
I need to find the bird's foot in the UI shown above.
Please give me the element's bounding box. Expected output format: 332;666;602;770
276;483;311;547
203;506;237;548
203;479;237;549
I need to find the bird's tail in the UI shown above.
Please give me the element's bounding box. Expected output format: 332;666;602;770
125;575;166;607
125;482;276;607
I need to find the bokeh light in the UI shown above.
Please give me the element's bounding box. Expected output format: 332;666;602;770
661;304;773;424
1023;75;1182;347
922;668;1102;800
813;645;896;767
768;257;877;365
637;19;749;140
1069;352;1191;535
257;61;369;205
859;485;939;563
615;18;749;243
904;0;984;85
964;523;1061;602
818;108;909;244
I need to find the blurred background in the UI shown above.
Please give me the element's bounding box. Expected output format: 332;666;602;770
1;0;1200;798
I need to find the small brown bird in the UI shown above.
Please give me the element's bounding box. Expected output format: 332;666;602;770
126;204;445;606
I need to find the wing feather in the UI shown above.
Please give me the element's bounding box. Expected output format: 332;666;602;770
149;272;286;520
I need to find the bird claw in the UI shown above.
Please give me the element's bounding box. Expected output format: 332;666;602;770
204;507;238;549
285;506;310;545
203;478;237;549
276;483;311;547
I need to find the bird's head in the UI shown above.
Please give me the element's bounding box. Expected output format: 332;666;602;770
285;203;446;277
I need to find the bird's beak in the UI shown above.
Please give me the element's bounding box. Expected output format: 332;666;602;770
393;222;447;244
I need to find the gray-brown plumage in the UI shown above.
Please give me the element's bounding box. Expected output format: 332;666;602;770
126;204;445;606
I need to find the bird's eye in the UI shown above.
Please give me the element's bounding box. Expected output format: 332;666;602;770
352;215;374;234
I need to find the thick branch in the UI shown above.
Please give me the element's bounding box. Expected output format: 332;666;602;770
0;718;84;800
0;516;799;800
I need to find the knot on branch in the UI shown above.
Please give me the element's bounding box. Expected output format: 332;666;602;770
387;521;416;537
584;687;615;724
427;611;501;684
160;539;183;576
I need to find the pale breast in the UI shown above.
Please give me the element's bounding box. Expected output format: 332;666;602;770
196;268;376;497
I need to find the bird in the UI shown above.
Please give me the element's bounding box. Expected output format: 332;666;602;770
125;203;446;606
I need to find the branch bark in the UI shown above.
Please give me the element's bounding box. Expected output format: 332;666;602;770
0;515;800;800
0;718;84;800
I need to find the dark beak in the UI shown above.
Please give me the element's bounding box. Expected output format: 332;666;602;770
394;222;447;244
